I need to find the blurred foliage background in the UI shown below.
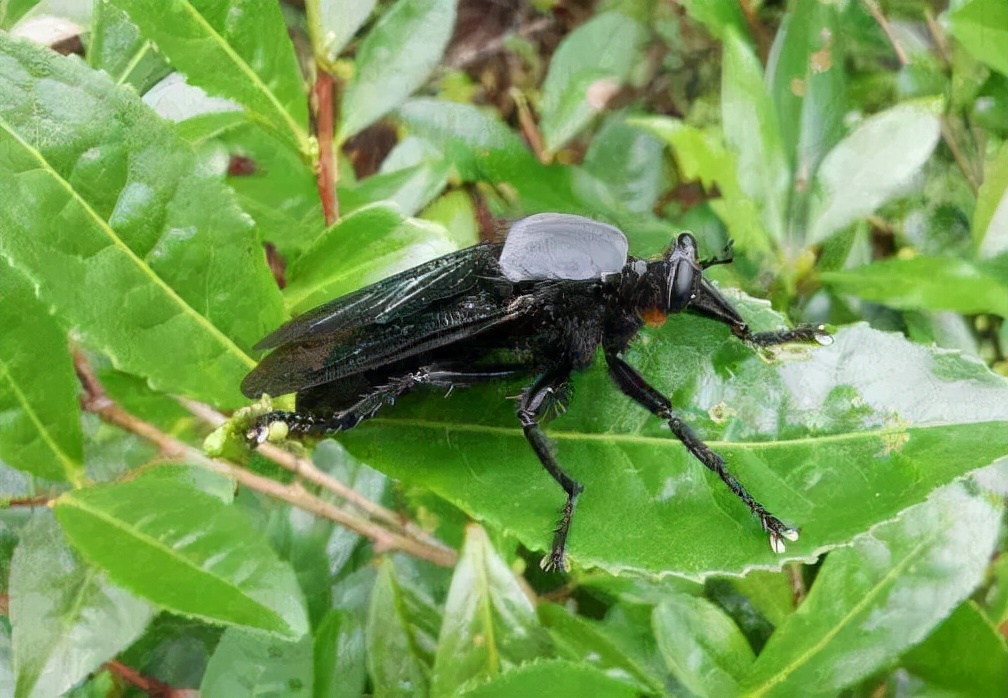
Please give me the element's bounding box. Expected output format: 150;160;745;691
0;0;1007;696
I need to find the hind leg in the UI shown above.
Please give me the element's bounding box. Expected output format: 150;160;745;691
249;364;520;442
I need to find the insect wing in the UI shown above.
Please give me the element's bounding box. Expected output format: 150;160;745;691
498;213;628;282
241;290;525;398
254;245;497;350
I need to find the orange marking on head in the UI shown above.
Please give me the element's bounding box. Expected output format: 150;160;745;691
642;307;667;327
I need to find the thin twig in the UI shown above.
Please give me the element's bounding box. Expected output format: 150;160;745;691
312;70;339;225
923;9;951;66
861;0;909;66
176;397;448;550
511;88;547;163
74;354;457;568
104;660;180;698
940;118;981;195
787;562;807;606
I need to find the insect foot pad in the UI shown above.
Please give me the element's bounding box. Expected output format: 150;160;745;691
769;527;800;554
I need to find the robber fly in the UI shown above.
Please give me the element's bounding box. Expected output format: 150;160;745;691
242;213;830;571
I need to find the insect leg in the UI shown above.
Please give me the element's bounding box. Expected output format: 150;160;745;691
604;352;798;554
250;364;521;443
516;368;583;572
689;279;830;347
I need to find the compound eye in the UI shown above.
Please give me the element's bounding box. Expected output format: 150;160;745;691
668;258;696;311
676;233;698;259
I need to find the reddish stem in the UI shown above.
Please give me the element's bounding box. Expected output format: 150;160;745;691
312;70;339;225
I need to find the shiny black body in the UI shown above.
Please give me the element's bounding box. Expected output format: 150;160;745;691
242;214;827;570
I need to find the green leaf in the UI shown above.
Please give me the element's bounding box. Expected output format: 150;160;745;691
396;98;579;212
653;594;755;698
730;570;795;628
314;610;367;698
983;554;1008;629
87;0;169;92
337;311;1008;577
948;0;1008;77
306;0;376;70
457;658;640;698
900;601;1008;697
575;114;667;216
766;1;844;177
722;28;790;242
211;122;323;257
975;141;1008;258
630;116;772;256
110;0;309;152
284;205;456;314
820;255;1008;317
677;0;748;40
201;628;313;697
337;0;456;142
10;513;156;698
0;35;285;408
807;103;941;243
431;525;549;697
340;160;451;219
739;484;1001;697
539;602;665;695
0;260;84;485
538;12;647;155
54;476;309;639
367;559;441;698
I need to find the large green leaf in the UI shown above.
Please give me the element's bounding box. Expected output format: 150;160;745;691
54;476;309;640
807;103;941;243
10;513;155;698
110;0;309;152
430;526;549;697
0;260;84;485
337;302;1008;577
337;0;456;142
0;35;285;408
820;255;1008;317
738;484;1001;697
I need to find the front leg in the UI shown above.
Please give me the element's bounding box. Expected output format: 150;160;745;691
689;278;831;348
605;352;799;554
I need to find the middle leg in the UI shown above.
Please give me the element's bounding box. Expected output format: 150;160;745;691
516;367;583;572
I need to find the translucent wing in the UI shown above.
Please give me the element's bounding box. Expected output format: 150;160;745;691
498;213;628;282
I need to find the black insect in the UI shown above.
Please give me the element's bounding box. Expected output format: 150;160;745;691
242;213;830;571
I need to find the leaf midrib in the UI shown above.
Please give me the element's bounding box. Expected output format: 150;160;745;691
369;417;1002;450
